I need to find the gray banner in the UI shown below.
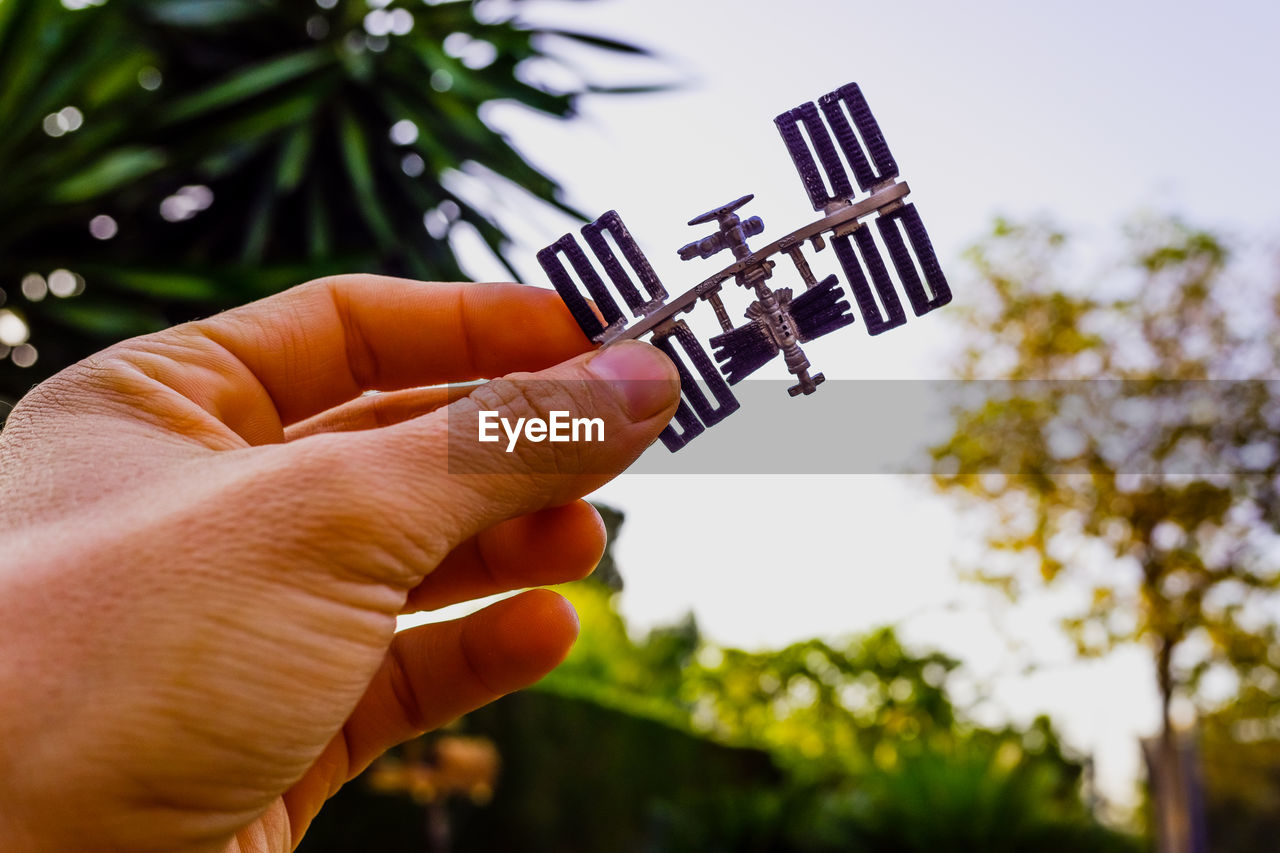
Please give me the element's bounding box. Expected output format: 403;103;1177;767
444;379;1280;476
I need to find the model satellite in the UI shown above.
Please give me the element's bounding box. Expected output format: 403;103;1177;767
537;82;951;451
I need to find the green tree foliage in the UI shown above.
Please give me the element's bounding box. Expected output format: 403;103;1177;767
681;630;956;777
0;0;657;403
932;216;1280;848
531;559;1135;850
815;743;1139;853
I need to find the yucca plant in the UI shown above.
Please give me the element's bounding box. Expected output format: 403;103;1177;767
0;0;660;404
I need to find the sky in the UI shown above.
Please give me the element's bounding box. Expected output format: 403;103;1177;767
415;0;1280;813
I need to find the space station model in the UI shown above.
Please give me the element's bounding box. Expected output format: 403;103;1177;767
537;82;951;451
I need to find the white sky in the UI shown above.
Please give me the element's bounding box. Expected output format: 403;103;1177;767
433;0;1280;814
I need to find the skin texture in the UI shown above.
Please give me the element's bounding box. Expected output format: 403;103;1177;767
0;275;681;853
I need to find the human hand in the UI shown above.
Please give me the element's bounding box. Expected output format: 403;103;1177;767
0;275;679;852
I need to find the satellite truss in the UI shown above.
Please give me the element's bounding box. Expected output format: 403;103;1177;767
537;82;951;451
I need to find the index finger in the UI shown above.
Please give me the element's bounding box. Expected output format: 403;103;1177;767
191;275;593;425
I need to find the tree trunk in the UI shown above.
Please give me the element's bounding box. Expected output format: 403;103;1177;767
1148;636;1200;853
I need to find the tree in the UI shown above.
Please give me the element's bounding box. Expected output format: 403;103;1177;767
540;559;1133;850
678;628;958;778
0;0;658;405
932;216;1280;851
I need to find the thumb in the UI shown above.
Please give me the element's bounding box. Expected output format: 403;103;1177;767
355;339;680;562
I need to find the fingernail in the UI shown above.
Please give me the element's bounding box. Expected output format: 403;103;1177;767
587;340;679;420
